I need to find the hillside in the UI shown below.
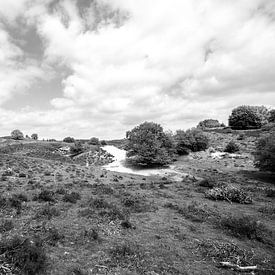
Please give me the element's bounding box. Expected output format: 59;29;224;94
0;131;274;275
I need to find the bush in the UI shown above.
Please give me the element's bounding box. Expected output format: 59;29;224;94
0;236;47;275
70;142;83;155
0;219;14;233
89;137;100;145
224;140;239;153
101;140;107;146
197;119;222;129
34;190;55;202
254;131;275;172
268;109;275;123
63;192;81;203
11;129;24;140
220;214;273;244
228;105;269;130
205;186;252;204
174;128;209;155
36;204;61;220
125;121;175;167
63;137;75;143
31;133;38;140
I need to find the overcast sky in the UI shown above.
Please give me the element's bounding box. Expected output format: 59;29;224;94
0;0;274;139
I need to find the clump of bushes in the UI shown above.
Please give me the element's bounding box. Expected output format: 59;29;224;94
205;186;252;204
35;204;61;220
254;131;275;172
89;137;100;145
228;105;269;130
34;190;55;202
70;142;83;155
174;128;209;155
0;236;47;275
197;119;223;129
63;192;81;203
63;137;75;143
268;109;275;123
224;140;239;153
125;122;175;167
11;129;24;140
220;214;273;244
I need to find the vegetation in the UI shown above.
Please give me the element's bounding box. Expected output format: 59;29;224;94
197;119;222;129
11;129;24;140
268;109;275;123
224;140;239;153
174;128;209;155
70;141;84;155
63;137;75;143
125;121;175;166
31;133;38;140
228;105;269;129
89;137;100;145
254;130;275;172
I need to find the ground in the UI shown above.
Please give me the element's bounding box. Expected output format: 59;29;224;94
0;130;274;275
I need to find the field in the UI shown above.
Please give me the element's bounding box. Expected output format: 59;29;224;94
0;131;274;275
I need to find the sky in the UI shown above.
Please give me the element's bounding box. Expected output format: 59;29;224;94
0;0;275;140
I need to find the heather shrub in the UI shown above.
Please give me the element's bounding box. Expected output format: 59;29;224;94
268;109;275;123
224;140;239;153
34;190;55;202
0;236;47;275
174;128;209;155
70;142;83;155
254;131;275;172
205;186;252;204
125;121;175;166
63;192;81;203
228;105;269;129
0;219;14;233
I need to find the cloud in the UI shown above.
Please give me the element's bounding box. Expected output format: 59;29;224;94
0;0;275;139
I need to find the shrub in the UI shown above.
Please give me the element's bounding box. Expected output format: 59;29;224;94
34;190;55;202
125;121;175;166
0;219;14;233
197;119;221;129
224;140;239;153
254;131;275;172
11;129;24;140
89;137;100;145
228;105;269;130
0;236;47;275
63;137;75;143
45;226;64;246
36;204;61;220
63;192;81;203
205;186;252;204
174;128;209;155
70;142;84;155
101;140;107;146
268;109;275;123
220;214;273;244
31;133;38;140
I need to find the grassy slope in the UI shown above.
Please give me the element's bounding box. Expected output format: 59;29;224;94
0;132;274;275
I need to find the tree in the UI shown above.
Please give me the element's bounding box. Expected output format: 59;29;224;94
125;122;175;167
197;119;221;129
228;105;269;130
254;130;275;172
31;133;38;140
89;137;100;145
63;137;75;143
11;129;24;140
268;109;275;123
174;128;209;155
101;140;107;146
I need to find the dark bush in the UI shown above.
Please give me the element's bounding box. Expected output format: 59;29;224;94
228;105;269;130
125;122;175;166
197;119;222;129
268;109;275;123
101;140;107;146
11;129;24;140
0;236;47;275
224;140;239;153
70;142;84;155
36;204;61;220
89;137;100;145
63;137;75;143
254;131;275;172
174;128;209;155
220;214;273;244
63;192;81;203
35;190;55;202
0;219;14;233
45;226;64;246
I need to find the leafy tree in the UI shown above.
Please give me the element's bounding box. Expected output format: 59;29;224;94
254;130;275;172
228;105;269;130
174;128;209;155
89;137;100;145
31;133;38;140
197;119;221;129
63;137;75;143
125;122;175;167
268;109;275;123
101;140;107;146
11;129;24;140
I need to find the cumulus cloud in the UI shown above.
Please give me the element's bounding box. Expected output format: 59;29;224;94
0;0;275;139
